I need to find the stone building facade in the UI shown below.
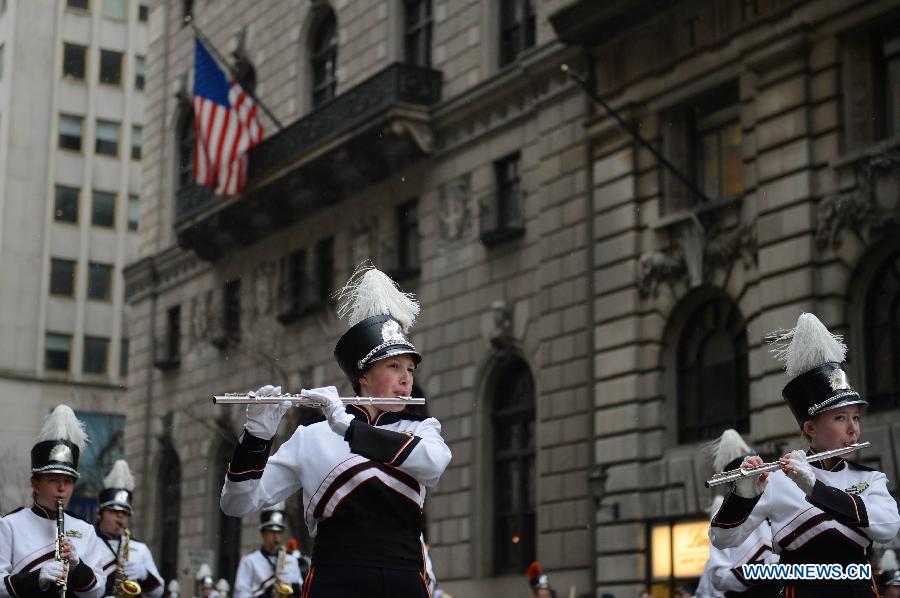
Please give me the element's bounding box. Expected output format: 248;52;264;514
125;0;900;596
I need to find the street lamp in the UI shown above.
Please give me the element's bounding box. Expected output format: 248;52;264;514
587;465;619;519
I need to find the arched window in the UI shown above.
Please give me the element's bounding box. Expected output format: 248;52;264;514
310;10;337;107
491;357;535;574
157;443;181;585
176;105;195;190
214;435;241;584
864;250;900;411
677;296;749;443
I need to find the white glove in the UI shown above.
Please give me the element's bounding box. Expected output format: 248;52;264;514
244;385;291;440
60;538;80;566
734;456;768;498
124;558;147;581
303;386;353;436
783;449;816;496
38;560;66;590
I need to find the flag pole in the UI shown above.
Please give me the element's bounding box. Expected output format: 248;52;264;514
187;16;284;131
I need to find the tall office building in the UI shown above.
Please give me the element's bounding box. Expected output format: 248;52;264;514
0;0;145;513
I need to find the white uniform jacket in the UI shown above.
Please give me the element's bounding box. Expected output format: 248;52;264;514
0;504;107;597
696;518;778;597
95;531;164;598
221;405;451;570
232;549;301;598
710;457;900;567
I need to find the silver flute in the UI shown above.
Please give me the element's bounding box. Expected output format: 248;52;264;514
705;441;870;488
213;392;425;407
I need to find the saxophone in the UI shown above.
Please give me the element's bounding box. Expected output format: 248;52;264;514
271;547;293;597
55;498;67;598
114;528;142;597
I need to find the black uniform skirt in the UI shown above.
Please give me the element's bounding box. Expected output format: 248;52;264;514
302;564;429;598
781;578;879;598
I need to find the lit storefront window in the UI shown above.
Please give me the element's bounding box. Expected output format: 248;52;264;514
648;519;710;595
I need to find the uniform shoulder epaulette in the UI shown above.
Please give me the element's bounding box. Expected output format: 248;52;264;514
64;509;91;524
846;460;878;472
3;506;24;517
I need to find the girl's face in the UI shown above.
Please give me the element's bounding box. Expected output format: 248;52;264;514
804;404;861;451
358;354;416;413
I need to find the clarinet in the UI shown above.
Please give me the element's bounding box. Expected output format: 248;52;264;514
55;497;67;597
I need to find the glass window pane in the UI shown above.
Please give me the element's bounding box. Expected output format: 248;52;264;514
50;259;76;296
721;123;743;198
92;191;115;227
62;43;86;80
99;49;122;85
46;333;72;371
135;55;145;90
95;120;119;156
138;0;148;21
120;338;129;376
59;114;83;151
83;336;109;374
54;185;79;223
127;195;139;231
87;262;113;300
103;0;126;19
67;0;89;10
131;125;142;160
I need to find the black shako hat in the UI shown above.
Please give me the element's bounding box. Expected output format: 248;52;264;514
31;405;88;479
99;460;135;514
260;504;287;531
770;313;867;425
333;265;421;386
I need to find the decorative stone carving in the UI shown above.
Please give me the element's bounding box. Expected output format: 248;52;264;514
189;291;212;344
489;300;513;348
254;261;276;317
816;149;900;249
438;174;474;241
707;223;758;270
638;250;686;298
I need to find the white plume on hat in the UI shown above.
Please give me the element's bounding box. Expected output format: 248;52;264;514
704;429;752;473
38;405;88;450
336;263;420;332
880;548;899;571
708;495;724;520
103;460;135;491
768;313;847;379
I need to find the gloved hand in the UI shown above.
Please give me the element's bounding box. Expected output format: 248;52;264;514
124;558;147;581
303;386;353;436
244;385;291;440
38;560;66;590
60;538;80;566
734;455;768;498
782;449;816;496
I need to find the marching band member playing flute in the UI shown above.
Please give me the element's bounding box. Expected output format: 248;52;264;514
709;313;900;597
220;265;451;598
0;405;107;597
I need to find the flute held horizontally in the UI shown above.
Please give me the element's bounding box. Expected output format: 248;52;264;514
212;392;425;407
705;441;870;488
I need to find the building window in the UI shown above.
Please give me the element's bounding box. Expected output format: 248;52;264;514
224;279;241;341
99;49;122;85
499;0;535;67
491;357;536;574
864;251;900;411
0;44;4;80
92;190;115;227
54;185;79;223
277;249;308;323
310;10;337;107
165;306;181;362
404;0;432;67
95;119;119;156
177;106;194;190
127;195;139;231
102;0;126;19
59;114;83;151
67;0;89;10
157;443;181;584
63;43;87;80
138;0;148;22
50;258;76;297
83;336;109;374
131;125;142;160
87;262;113;301
677;296;749;443
316;237;334;305
135;55;145;90
396;200;420;277
46;333;72;372
875;30;900;139
120;338;129;377
481;152;525;246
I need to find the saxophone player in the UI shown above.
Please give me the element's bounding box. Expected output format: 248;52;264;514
0;405;107;597
95;460;164;597
233;505;302;598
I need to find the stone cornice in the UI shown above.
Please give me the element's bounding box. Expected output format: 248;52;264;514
124;246;207;303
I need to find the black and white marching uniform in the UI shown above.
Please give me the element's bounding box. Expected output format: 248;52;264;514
233;549;302;598
95;530;163;598
711;455;900;597
0;505;107;597
221;405;451;596
697;518;778;597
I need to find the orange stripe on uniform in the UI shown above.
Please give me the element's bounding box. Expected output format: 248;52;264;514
302;565;316;598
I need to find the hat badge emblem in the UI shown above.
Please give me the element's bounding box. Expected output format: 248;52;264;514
271;512;283;525
49;444;74;465
381;319;406;343
114;490;129;504
829;368;851;391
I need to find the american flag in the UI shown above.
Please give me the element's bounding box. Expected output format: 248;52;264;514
192;38;264;196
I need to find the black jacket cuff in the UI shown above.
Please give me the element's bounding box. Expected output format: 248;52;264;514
346;420;421;465
807;479;868;525
227;430;274;481
711;490;762;529
6;570;42;597
68;560;97;591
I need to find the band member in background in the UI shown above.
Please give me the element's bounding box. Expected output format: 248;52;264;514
710;313;900;597
0;404;108;596
885;571;900;598
526;561;556;598
220;265;452;597
95;459;164;597
696;430;778;597
233;504;301;597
